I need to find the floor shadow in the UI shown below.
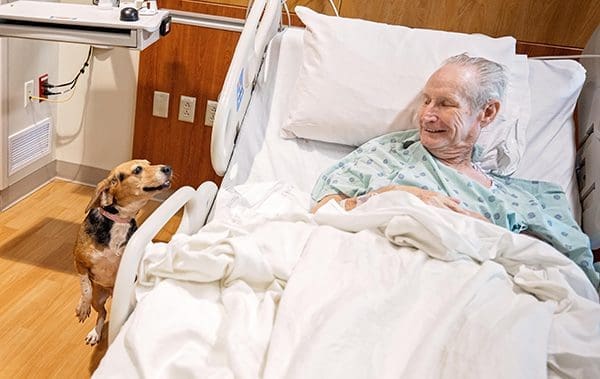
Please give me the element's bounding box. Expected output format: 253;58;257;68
0;217;79;274
0;206;179;274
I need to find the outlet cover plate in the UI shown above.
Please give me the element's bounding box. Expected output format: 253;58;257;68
24;80;34;108
205;100;218;127
178;95;196;123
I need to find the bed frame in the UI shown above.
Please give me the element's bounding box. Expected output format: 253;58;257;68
211;0;282;176
577;26;600;252
107;182;217;343
108;0;600;344
108;0;282;344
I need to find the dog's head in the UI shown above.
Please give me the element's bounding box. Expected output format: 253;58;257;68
85;159;172;215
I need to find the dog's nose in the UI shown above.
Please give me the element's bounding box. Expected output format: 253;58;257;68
161;165;172;176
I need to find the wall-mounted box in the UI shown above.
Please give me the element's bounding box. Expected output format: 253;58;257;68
0;1;171;50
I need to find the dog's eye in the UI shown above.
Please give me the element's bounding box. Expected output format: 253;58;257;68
118;173;126;182
132;166;142;175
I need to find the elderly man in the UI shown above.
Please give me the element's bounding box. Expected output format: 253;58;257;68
311;54;600;288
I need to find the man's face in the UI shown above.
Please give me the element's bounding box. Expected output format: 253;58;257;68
418;64;484;153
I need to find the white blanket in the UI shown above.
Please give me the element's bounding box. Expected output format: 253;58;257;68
94;182;600;379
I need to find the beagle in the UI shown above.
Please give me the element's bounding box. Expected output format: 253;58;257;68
73;159;172;345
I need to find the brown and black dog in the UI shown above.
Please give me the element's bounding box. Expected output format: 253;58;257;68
73;159;172;345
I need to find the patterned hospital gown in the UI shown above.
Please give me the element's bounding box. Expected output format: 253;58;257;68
312;129;600;288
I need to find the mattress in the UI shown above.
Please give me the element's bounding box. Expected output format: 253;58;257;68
220;27;352;194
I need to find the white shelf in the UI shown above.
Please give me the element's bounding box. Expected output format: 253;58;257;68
0;1;170;50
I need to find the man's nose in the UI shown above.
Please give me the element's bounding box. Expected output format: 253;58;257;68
420;109;438;123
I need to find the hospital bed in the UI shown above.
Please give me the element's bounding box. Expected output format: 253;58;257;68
94;0;600;377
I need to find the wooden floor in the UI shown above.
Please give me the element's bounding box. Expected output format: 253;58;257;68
0;180;180;378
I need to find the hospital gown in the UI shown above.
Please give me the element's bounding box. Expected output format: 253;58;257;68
312;129;600;288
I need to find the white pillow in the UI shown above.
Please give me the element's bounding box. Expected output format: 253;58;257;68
281;6;531;175
514;59;585;220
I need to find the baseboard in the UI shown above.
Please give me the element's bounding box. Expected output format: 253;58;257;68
56;161;175;201
55;160;109;187
0;161;57;210
0;160;175;211
0;161;106;210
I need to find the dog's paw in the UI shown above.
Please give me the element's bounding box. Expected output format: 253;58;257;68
75;301;91;322
85;329;101;346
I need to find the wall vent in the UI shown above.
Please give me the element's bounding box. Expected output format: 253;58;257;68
8;118;52;176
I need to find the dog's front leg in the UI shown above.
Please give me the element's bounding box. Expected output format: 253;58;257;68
85;283;110;346
76;272;92;322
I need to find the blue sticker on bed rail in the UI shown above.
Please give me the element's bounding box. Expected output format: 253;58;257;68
236;69;244;111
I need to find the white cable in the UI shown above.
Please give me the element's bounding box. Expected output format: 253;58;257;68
530;54;600;60
246;0;254;19
327;0;339;16
281;0;291;27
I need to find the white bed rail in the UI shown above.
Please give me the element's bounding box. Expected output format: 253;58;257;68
211;0;282;175
108;181;218;345
577;25;600;249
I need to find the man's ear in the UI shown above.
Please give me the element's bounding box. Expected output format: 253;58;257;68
479;100;501;128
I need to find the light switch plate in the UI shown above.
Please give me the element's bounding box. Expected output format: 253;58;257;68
152;91;169;118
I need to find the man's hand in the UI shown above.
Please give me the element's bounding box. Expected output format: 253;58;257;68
312;185;488;223
311;194;348;213
375;185;489;222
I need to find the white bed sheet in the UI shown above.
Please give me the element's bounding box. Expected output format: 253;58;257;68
219;27;581;219
94;184;600;378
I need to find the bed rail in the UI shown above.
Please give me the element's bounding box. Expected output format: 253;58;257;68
210;0;282;175
577;25;600;250
108;181;218;345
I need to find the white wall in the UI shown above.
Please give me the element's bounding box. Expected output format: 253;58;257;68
6;37;58;186
54;43;139;171
1;0;140;192
0;37;6;189
55;0;140;172
0;1;140;192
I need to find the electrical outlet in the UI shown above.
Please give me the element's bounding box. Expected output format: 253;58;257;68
205;100;218;127
38;73;49;102
152;91;169;118
24;80;34;108
178;95;196;123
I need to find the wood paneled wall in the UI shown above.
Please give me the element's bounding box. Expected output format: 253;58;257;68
132;3;245;188
170;0;342;15
180;0;600;47
133;0;599;189
339;0;600;48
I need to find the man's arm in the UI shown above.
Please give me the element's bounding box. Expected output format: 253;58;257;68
311;193;349;213
312;184;488;222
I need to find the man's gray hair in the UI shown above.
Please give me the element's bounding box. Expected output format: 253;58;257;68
443;54;508;110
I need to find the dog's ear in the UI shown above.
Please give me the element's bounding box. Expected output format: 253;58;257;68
84;177;116;213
